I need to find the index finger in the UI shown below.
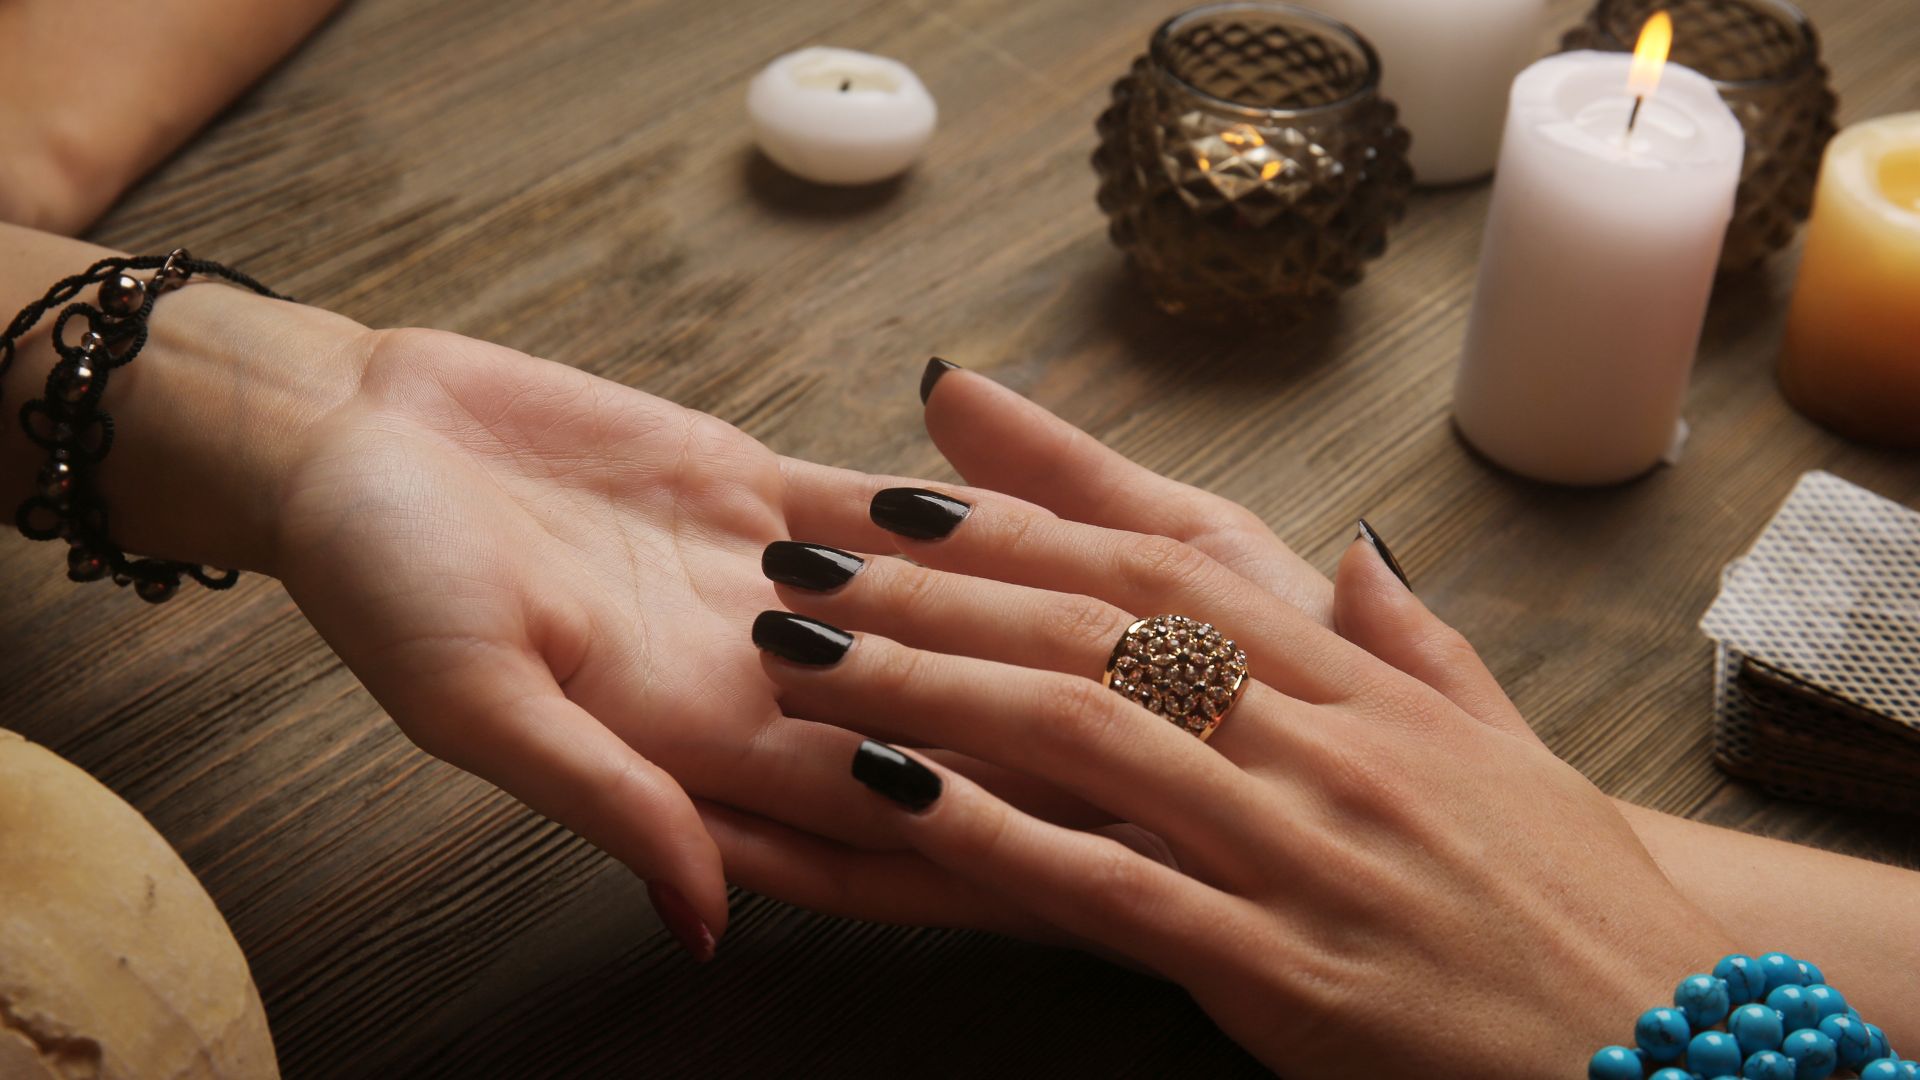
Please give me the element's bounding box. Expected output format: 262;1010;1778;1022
920;363;1333;622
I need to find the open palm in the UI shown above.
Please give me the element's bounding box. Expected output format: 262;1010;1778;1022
275;329;934;938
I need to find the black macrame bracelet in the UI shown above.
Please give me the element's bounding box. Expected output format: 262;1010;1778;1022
0;249;287;602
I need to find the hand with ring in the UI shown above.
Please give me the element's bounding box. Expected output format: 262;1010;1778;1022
749;481;1742;1077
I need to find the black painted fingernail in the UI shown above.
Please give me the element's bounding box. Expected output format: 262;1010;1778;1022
870;487;971;540
763;541;865;592
852;740;942;812
920;357;961;404
1356;518;1411;590
752;611;854;666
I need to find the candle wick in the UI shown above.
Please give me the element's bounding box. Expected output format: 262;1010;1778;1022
1626;94;1645;135
839;78;851;92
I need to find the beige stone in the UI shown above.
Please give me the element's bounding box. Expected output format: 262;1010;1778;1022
0;729;277;1080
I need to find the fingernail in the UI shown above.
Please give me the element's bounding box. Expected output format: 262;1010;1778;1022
646;881;716;962
852;740;942;812
920;356;961;404
1356;518;1411;590
752;610;854;666
870;487;971;540
763;541;865;592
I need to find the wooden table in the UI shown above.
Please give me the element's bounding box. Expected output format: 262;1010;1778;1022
5;0;1917;1075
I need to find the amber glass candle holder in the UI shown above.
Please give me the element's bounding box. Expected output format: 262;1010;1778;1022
1093;2;1412;323
1562;0;1837;272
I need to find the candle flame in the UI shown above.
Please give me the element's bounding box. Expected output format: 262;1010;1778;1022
1627;11;1673;99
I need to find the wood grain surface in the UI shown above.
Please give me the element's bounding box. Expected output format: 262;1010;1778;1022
4;0;1917;1075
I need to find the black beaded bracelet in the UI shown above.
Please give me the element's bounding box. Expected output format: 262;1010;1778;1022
0;249;286;602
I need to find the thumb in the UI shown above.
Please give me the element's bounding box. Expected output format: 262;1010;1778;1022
1334;521;1537;742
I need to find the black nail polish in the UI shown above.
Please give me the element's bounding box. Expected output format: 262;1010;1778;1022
870;487;971;540
852;740;942;811
1356;518;1411;590
752;611;854;666
920;357;960;404
763;541;865;592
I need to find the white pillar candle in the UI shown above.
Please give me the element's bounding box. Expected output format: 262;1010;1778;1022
1304;0;1548;184
1453;50;1743;485
746;47;937;186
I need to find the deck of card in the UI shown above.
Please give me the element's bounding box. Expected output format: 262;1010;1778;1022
1699;471;1920;814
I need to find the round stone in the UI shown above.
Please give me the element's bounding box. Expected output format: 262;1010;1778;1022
37;460;74;500
1587;1046;1642;1080
1802;985;1847;1022
97;272;147;317
1635;1006;1690;1063
1769;985;1818;1032
65;547;107;582
1780;1027;1837;1079
1689;1031;1743;1077
1677;973;1733;1029
1819;1015;1873;1072
1759;952;1805;992
1731;1003;1786;1057
1743;1051;1796;1080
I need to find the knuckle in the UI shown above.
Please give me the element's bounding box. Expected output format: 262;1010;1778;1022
1309;720;1423;823
1039;596;1131;661
864;637;932;701
1194;496;1269;539
1078;840;1162;921
1030;674;1128;758
589;751;656;817
988;508;1044;557
882;558;942;612
1416;622;1485;676
1118;534;1216;597
944;793;1016;866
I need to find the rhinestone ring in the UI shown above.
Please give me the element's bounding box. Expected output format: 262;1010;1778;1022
1101;614;1250;741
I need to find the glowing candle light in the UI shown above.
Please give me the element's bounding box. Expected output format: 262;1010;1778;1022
1453;14;1745;485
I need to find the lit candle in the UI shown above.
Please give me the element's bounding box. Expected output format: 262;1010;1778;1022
1303;0;1548;184
1778;112;1920;448
1453;19;1745;486
746;47;937;186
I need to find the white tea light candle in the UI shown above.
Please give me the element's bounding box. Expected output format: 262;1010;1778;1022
1453;44;1743;485
1304;0;1548;183
747;47;937;186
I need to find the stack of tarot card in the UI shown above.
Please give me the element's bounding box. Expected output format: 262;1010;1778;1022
1699;471;1920;815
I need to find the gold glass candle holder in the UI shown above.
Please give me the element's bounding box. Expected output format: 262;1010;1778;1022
1562;0;1838;272
1093;2;1412;323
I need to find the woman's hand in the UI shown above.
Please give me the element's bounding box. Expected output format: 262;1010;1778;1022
268;330;1070;951
3;225;1046;954
751;489;1738;1077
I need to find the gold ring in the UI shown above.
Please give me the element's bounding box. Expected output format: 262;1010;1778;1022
1101;614;1249;741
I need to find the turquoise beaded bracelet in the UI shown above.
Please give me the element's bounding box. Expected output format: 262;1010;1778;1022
1589;953;1914;1080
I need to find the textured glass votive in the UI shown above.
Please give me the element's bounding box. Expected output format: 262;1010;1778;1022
1093;2;1412;323
1562;0;1837;271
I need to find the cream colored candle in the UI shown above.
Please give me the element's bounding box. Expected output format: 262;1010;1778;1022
1779;112;1920;448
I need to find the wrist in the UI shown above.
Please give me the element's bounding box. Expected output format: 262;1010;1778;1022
2;228;373;579
87;283;375;578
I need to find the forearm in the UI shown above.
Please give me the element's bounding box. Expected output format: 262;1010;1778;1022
0;0;346;233
0;222;371;574
1619;799;1920;1047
